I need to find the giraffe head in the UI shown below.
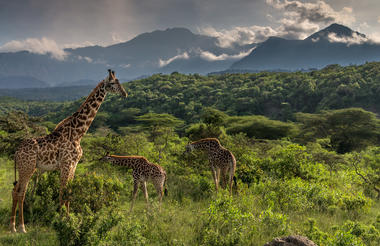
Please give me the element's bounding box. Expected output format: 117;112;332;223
99;152;112;162
104;69;128;97
184;143;194;153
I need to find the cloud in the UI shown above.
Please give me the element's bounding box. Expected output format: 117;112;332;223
200;26;278;48
0;37;67;60
77;55;93;63
266;0;355;25
266;0;356;40
119;64;131;69
199;0;357;47
158;52;190;67
63;41;95;49
328;33;376;46
200;48;255;61
111;32;126;44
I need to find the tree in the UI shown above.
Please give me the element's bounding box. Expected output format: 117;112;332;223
296;108;380;153
136;113;184;161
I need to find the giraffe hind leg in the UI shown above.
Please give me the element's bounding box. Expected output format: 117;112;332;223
10;182;19;233
11;152;36;233
16;168;36;233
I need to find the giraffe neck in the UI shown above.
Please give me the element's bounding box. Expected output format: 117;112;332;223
60;81;107;141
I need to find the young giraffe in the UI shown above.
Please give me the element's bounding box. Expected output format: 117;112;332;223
100;154;167;211
185;138;236;195
10;70;127;233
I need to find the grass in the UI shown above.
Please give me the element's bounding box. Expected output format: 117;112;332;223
0;155;379;245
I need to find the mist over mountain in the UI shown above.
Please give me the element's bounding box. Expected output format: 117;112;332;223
1;24;380;89
231;24;380;71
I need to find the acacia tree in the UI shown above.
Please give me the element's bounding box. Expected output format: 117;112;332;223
296;108;380;153
136;113;183;161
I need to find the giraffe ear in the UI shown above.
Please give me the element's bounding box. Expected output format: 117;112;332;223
108;69;112;78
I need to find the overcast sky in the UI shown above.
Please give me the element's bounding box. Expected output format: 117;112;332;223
1;0;380;54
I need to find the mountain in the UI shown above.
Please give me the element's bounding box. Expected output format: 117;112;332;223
2;24;380;88
0;28;253;87
0;85;93;101
231;23;380;71
0;75;49;89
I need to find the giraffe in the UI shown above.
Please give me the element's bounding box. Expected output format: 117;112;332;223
100;154;167;211
10;69;127;233
185;138;236;195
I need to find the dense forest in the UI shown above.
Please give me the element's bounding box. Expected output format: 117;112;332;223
0;62;379;245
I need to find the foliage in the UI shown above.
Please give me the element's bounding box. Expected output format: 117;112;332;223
196;194;254;246
0;111;47;156
296;108;380;153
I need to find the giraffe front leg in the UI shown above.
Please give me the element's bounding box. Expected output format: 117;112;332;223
142;181;150;206
59;167;72;214
130;180;139;212
210;166;219;192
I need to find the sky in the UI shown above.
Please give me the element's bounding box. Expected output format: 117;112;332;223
1;0;380;57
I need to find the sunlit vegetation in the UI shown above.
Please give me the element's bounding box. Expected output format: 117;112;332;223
1;63;380;245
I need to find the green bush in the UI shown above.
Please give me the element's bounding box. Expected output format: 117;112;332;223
196;194;254;245
53;206;121;246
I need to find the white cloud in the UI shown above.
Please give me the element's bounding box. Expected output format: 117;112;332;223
0;37;67;60
266;0;356;40
200;26;278;48
119;64;131;69
158;52;189;67
327;32;368;46
63;41;95;49
266;0;355;25
77;55;93;63
199;48;255;61
199;0;357;48
111;32;126;44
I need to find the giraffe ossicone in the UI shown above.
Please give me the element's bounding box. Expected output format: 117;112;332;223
10;70;127;233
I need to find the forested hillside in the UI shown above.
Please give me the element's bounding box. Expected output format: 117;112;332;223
0;63;379;245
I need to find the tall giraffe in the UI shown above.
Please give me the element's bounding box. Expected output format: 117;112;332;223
185;138;236;195
100;154;167;211
10;70;127;233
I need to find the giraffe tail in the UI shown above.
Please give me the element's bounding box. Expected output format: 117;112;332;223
164;173;168;196
233;176;237;187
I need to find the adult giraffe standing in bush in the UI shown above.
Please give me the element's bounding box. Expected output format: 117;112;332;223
185;138;236;195
10;70;127;233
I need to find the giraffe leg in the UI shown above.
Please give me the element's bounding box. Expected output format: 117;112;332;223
210;166;219;192
59;168;72;214
153;177;164;204
13;156;36;233
63;167;77;214
142;181;149;205
130;180;139;211
10;183;19;233
228;165;236;196
220;168;228;189
17;174;35;233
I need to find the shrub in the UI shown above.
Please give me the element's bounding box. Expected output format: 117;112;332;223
53;206;121;246
196;194;254;245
